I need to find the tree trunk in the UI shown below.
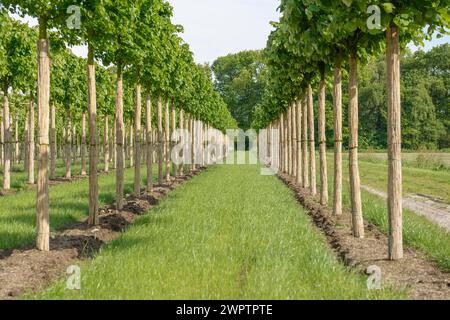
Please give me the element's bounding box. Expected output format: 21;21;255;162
333;62;343;216
49;104;56;180
80;112;86;176
104;116;109;173
191;116;195;171
284;112;288;173
3;94;11;190
28;94;35;184
15;117;19;164
65;112;72;179
24;113;29;172
36;37;50;251
171;106;177;177
307;84;317;196
318;73;328;206
386;25;403;260
72;124;76;164
296;99;302;185
349;55;364;238
134;81;142;196
0;121;3;167
112;115;116;170
145;93;153;192
129;123;134;168
115;64;125;211
157;96;163;185
302;95;309;188
287;106;292;175
279;113;284;173
165;100;170;181
292;103;297;178
87;54;99;225
179;109;184;176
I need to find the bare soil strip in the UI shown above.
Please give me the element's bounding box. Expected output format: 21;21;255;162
361;184;450;231
0;169;203;300
278;173;450;300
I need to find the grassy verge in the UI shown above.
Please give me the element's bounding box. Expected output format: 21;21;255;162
0;164;143;250
325;156;450;272
336;154;450;202
33;163;402;299
0;160;107;192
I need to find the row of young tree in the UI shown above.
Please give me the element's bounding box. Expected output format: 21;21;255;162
0;0;236;251
253;0;449;260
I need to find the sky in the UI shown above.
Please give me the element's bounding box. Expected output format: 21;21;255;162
10;1;450;64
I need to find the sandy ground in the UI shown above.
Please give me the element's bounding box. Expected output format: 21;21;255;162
361;185;450;231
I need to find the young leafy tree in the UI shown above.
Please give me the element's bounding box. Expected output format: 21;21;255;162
97;0;140;211
2;1;68;250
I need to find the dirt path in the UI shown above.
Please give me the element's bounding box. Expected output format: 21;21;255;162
361;184;450;231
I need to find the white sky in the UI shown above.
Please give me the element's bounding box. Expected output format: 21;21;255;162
10;1;450;64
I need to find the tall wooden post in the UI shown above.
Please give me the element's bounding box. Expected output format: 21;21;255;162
145;93;153;192
302;95;309;188
104;116;109;173
129;124;134;168
292;102;297;178
28;93;35;185
190;115;195;172
287;105;292;176
296;99;303;186
65;112;72;179
318;70;328;206
24;113;29;172
134;81;142;196
81;112;87;176
179;109;184;176
50;104;56;179
308;84;317;196
165;100;170;181
3;94;11;190
36;38;50;251
386;25;403;260
284;111;288;173
115;64;125;212
171;106;177;177
157;96;163;185
15;117;19;164
349;55;364;238
333;60;343;216
279;112;284;173
87;48;99;225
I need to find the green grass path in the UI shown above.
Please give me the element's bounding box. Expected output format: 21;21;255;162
34;163;401;299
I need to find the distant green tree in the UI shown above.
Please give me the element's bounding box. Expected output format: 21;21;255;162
211;50;265;130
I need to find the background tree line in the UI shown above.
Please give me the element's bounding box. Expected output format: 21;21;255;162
211;44;449;150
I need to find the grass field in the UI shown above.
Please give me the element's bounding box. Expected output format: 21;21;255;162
31;163;402;299
326;155;450;272
0;159;107;192
330;154;450;203
0;162;141;250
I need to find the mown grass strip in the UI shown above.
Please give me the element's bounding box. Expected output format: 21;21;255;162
33;163;402;299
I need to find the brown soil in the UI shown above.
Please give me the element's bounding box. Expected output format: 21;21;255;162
0;169;204;300
278;173;450;300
